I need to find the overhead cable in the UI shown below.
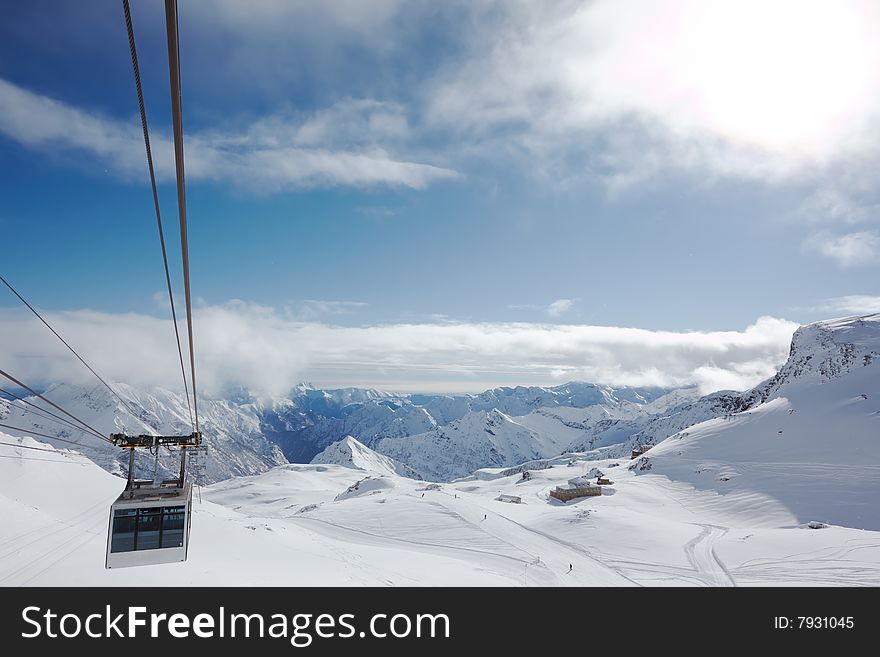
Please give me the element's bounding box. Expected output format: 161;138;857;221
164;0;200;434
0;368;109;442
0;275;142;425
122;0;194;432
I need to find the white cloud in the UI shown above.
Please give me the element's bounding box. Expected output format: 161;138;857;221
425;0;880;188
546;299;575;318
290;300;369;320
0;78;457;191
0;78;147;176
804;230;880;267
151;291;172;311
0;304;797;396
794;188;880;224
810;295;880;315
356;206;396;219
188;0;409;43
286;99;411;147
9;2;880;195
510;299;578;318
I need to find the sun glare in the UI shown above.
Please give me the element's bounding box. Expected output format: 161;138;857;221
609;0;880;155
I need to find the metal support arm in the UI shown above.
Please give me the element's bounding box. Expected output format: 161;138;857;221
111;432;201;448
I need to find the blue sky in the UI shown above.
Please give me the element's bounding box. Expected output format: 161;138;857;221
1;0;879;394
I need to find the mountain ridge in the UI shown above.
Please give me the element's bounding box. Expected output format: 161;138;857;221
3;314;876;485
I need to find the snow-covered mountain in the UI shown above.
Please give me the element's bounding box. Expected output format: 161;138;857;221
374;409;563;482
415;383;671;425
633;313;880;529
368;315;880;483
0;382;287;483
256;387;439;462
578;389;748;459
370;387;717;480
311;436;422;479
259;382;674;464
1;380;684;483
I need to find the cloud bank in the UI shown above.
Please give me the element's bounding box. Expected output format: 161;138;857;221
0;303;798;396
803;230;880;267
5;1;880;201
426;0;880;189
0;78;456;191
810;295;880;315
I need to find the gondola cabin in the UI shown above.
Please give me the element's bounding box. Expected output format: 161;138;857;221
106;481;193;569
106;431;201;569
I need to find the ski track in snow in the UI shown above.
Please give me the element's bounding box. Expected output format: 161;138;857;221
683;525;735;587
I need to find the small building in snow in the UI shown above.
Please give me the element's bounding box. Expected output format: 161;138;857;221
549;476;602;501
496;494;522;504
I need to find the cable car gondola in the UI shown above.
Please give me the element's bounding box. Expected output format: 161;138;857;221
105;432;200;569
106;482;193;569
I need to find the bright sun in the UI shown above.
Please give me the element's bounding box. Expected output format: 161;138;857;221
606;0;880;155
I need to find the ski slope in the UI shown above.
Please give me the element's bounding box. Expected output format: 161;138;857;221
2;431;878;586
641;314;880;531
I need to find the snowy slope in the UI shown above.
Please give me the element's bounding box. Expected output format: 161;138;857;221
635;314;880;530
585;389;749;459
311;436;423;479
374;409;573;481
520;404;654;453
2;429;878;586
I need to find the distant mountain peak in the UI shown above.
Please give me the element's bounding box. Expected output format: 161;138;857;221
311;436;422;480
748;313;880;404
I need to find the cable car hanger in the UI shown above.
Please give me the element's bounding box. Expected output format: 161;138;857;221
111;432;202;495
